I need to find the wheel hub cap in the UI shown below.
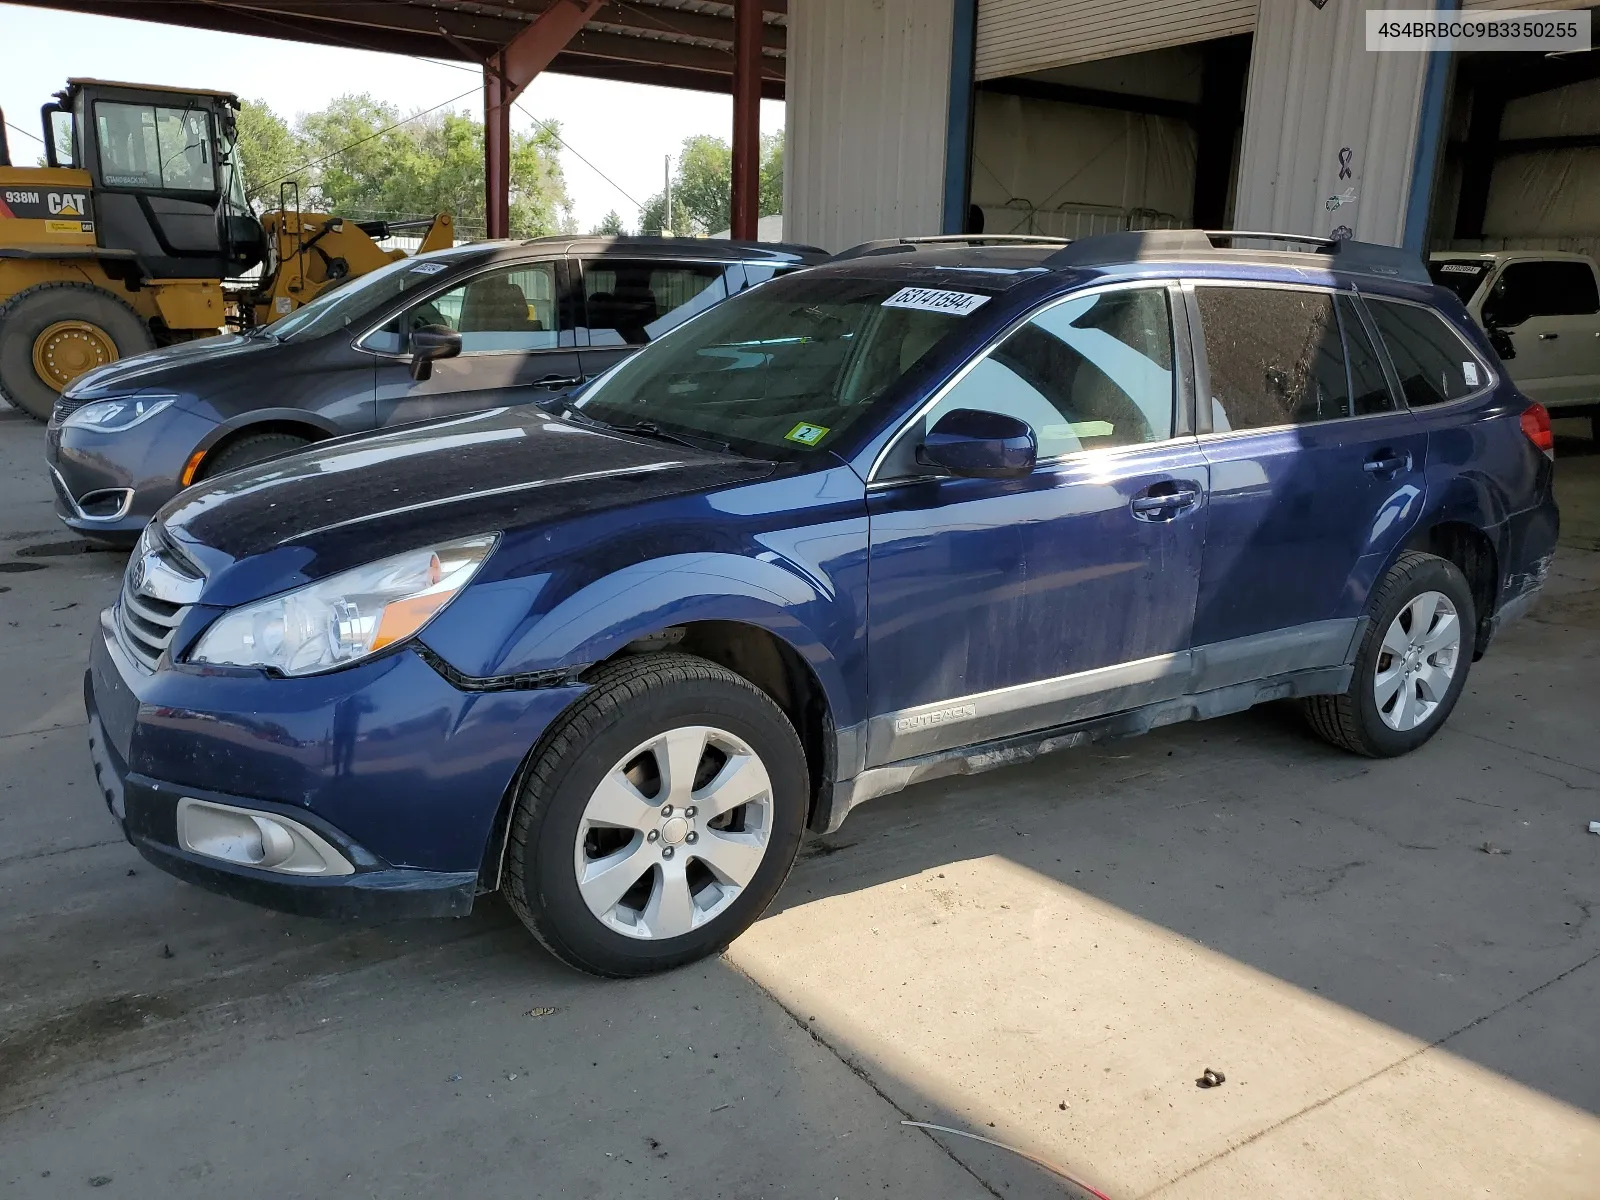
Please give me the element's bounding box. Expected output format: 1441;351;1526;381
573;724;774;941
1374;590;1461;732
33;320;118;391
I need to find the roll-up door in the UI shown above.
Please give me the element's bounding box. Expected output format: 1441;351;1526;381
975;0;1255;81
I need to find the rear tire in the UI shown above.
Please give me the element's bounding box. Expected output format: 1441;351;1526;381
502;652;808;977
1304;551;1476;757
197;431;311;480
0;283;154;421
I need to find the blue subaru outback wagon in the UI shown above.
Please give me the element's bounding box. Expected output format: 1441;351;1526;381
86;230;1559;976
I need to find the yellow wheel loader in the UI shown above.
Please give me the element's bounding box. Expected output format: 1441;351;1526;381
0;79;452;420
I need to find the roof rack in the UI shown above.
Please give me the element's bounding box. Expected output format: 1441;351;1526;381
1042;228;1429;284
831;234;1072;261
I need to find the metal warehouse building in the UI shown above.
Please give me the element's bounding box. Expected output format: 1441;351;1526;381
783;0;1600;261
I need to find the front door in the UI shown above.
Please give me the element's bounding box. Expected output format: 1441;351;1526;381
373;258;582;427
1189;284;1427;664
1480;258;1600;409
865;284;1208;766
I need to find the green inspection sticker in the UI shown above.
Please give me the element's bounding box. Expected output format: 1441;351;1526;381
784;422;830;446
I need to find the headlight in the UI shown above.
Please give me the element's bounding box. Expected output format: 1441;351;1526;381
63;395;178;431
190;534;497;676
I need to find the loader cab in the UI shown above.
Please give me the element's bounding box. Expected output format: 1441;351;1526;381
48;79;265;281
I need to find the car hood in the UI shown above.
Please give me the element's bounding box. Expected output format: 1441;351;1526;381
156;406;777;606
67;333;280;399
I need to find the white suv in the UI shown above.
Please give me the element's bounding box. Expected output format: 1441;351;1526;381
1430;250;1600;437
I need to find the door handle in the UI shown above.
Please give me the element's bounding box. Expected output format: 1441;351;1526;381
533;375;582;388
1363;452;1410;475
1537;332;1559;340
1130;484;1200;518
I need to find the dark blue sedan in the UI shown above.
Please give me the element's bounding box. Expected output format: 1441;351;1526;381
85;230;1559;976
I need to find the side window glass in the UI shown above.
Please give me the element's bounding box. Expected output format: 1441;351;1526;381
382;263;560;355
1367;299;1487;408
1198;287;1348;431
1484;260;1599;325
581;260;729;346
95;102;214;191
1339;296;1397;416
920;287;1174;460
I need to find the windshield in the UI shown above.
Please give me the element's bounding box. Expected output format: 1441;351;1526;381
268;247;484;342
1429;259;1492;305
573;273;992;458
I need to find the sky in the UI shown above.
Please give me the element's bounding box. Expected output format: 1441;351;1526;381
0;4;785;233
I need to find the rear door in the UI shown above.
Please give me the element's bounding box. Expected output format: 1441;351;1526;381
575;259;743;381
370;258;582;427
1480;258;1600;409
1189;282;1427;671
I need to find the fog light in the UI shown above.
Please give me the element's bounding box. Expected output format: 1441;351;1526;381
176;797;354;876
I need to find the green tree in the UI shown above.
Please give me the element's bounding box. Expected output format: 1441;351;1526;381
590;209;627;236
240;94;572;238
637;130;786;237
234;99;301;209
636;190;691;238
759;131;783;218
675;134;733;236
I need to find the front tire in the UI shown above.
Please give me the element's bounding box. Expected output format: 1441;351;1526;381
503;653;808;977
0;283;154;421
197;431;311;480
1304;551;1476;757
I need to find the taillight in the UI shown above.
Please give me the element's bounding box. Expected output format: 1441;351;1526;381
1520;402;1554;460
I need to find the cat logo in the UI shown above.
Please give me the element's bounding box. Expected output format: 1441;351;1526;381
48;192;90;216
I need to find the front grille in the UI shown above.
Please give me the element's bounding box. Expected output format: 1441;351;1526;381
53;394;91;422
116;526;203;672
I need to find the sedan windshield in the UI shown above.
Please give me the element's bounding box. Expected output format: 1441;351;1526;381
1428;259;1492;305
573;273;991;458
268;246;487;343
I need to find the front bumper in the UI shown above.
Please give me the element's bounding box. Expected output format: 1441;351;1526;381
87;607;586;920
46;407;211;543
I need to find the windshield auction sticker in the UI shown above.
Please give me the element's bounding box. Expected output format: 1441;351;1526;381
785;422;830;446
882;287;990;316
1368;9;1589;51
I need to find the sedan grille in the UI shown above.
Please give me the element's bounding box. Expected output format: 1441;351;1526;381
53;394;92;422
116;527;204;672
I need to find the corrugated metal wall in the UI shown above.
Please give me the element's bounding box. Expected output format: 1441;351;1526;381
1233;0;1431;246
783;0;955;251
974;0;1254;80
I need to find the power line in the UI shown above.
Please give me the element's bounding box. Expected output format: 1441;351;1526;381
512;99;644;213
250;85;480;199
6;119;45;144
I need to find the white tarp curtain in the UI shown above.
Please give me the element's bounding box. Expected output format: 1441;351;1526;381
969;91;1197;239
1438;78;1600;259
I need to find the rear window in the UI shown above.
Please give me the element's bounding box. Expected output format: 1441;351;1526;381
1366;298;1489;407
1428;260;1491;305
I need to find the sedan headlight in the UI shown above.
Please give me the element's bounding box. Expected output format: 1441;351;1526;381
63;394;178;431
190;534;497;676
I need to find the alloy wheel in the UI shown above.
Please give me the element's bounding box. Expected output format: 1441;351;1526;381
573;725;774;940
1374;590;1461;732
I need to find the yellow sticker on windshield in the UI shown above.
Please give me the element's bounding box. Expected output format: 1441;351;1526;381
785;422;830;446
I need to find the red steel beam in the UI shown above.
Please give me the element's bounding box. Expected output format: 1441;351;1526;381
484;0;604;239
730;0;762;241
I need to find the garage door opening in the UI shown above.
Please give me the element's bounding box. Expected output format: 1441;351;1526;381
967;34;1251;239
1427;42;1600;542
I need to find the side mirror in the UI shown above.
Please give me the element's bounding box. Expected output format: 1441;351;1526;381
408;324;462;382
916;408;1036;479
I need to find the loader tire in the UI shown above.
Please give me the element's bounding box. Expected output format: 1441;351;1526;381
0;282;154;421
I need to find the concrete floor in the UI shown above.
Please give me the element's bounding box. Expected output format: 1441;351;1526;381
1;407;1597;1199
